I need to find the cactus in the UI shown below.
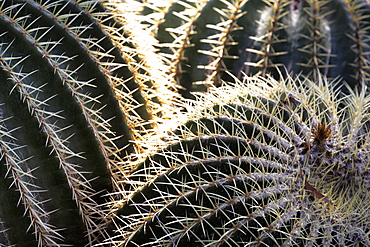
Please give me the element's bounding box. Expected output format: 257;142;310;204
109;75;370;246
128;0;370;97
0;0;175;246
2;0;370;246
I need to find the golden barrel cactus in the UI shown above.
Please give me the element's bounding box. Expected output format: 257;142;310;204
0;0;175;246
125;0;370;98
109;75;370;246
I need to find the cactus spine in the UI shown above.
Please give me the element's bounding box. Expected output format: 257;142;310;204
0;0;175;246
109;75;370;246
132;0;370;97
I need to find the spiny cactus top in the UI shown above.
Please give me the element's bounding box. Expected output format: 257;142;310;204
129;0;370;97
109;75;370;246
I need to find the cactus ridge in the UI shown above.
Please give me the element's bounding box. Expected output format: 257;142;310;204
0;0;177;245
135;0;370;97
109;75;370;246
102;0;182;155
0;1;127;244
0;112;63;246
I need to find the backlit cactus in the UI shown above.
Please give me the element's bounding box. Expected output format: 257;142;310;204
3;0;370;246
0;0;175;246
128;0;370;97
109;75;370;246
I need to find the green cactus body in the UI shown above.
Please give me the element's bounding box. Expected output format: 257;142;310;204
110;75;370;246
0;0;173;246
136;0;370;97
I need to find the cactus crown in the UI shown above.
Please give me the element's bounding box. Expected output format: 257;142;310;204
110;74;370;246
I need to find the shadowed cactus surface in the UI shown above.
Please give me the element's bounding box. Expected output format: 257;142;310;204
126;0;370;97
109;75;370;246
0;0;175;246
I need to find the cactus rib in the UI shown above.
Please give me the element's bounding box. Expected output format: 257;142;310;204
0;0;169;245
138;0;370;96
109;74;370;246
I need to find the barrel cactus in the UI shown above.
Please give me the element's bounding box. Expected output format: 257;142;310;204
0;0;175;246
108;74;370;246
122;0;370;97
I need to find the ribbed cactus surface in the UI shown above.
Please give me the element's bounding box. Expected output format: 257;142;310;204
132;0;370;97
110;75;370;246
0;0;173;246
3;0;370;246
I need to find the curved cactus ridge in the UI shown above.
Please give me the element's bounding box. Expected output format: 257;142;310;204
101;1;179;146
109;74;370;246
132;0;370;97
0;0;175;246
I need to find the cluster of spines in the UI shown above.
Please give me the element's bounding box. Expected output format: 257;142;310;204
107;75;370;246
101;0;181;155
0;1;110;244
128;0;370;97
0;0;176;246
